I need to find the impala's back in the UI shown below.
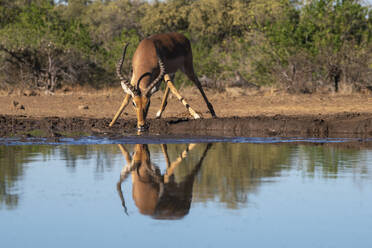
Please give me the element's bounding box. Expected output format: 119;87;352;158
131;33;192;91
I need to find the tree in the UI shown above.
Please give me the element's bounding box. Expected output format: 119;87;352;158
0;2;95;91
254;0;372;92
141;0;192;35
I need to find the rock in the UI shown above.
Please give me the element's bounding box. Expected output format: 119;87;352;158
78;105;89;110
199;75;215;88
232;71;260;89
23;89;38;96
13;100;25;110
44;90;55;96
62;87;71;93
225;87;245;97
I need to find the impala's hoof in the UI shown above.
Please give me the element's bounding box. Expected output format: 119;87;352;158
137;125;147;132
155;110;162;119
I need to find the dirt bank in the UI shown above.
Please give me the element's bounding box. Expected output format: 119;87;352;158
0;88;372;138
1;113;372;139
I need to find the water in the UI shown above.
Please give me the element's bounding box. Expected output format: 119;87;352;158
0;141;372;247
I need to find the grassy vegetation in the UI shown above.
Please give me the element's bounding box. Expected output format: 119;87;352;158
58;131;91;137
23;129;48;137
0;0;371;93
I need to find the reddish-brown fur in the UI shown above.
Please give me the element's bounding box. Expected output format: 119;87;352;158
112;32;216;130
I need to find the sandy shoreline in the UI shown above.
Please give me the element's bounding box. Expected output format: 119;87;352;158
1;88;371;138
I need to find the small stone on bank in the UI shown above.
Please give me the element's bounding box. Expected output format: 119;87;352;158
78;105;89;110
23;89;38;96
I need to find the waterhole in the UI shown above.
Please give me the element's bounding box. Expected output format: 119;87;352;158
1;139;371;247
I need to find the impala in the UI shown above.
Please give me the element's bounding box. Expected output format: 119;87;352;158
116;143;212;219
109;32;216;131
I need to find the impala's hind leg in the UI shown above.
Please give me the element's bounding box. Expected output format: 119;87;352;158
183;57;216;117
156;74;174;119
164;74;200;119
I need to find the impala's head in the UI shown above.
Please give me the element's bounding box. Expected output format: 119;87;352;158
132;95;149;131
130;144;191;219
116;44;165;132
117;143;212;219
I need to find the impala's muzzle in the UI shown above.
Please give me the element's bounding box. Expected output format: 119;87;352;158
133;96;150;131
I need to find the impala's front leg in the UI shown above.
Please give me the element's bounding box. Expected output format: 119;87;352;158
156;74;175;119
163;143;197;183
156;85;170;119
109;93;132;127
164;74;201;119
160;144;171;167
117;144;133;215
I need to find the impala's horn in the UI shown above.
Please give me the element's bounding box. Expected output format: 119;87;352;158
144;54;166;97
116;44;136;96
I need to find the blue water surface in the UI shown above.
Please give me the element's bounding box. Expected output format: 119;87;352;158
0;140;371;248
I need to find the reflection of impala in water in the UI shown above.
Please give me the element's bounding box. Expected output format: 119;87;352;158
116;143;212;219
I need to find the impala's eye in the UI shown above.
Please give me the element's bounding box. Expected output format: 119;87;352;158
132;101;136;107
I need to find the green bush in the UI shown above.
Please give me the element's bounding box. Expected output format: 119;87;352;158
0;0;371;92
0;1;103;90
259;0;372;92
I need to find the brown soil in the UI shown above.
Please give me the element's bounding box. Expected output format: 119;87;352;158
1;87;372;138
